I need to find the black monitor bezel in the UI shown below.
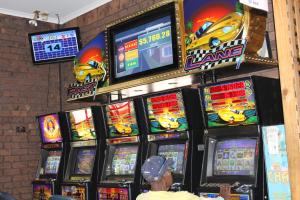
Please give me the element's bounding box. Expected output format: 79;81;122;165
201;126;260;186
28;27;81;65
103;143;139;180
107;2;179;84
71;147;97;177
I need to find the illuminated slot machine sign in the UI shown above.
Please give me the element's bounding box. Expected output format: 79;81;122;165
202;79;258;127
147;92;188;133
98;187;129;200
62;185;86;200
28;27;80;64
68;108;97;141
106;101;139;138
39;114;63;144
32;183;52;200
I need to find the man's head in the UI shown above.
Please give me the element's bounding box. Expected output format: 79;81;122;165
141;156;173;191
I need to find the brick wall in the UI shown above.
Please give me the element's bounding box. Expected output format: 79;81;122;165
0;14;59;199
0;0;279;199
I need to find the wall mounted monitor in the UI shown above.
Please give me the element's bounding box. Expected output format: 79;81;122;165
44;151;62;175
158;144;186;175
146;92;188;133
205;137;259;184
73;148;96;175
38;114;63;144
107;2;179;83
29;27;81;64
106;101;139;138
67;108;96;141
201;79;258;127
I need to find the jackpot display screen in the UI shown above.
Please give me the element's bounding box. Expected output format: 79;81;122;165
202;79;258;127
74;149;96;175
62;185;86;200
98;187;129;200
110;145;138;175
213;139;257;176
106;101;139;137
68;108;96;141
158;144;186;174
32;183;52;200
108;2;178;83
147;92;188;133
38;114;63;143
29;27;80;64
44;151;61;174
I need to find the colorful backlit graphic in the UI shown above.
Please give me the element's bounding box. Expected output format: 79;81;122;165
33;183;52;200
106;101;139;137
158;144;186;174
184;0;244;51
213;139;257;176
68;108;96;141
202;79;258;127
74;149;96;175
62;185;86;200
73;32;108;86
110;146;138;175
98;187;129;200
44;151;61;174
39;114;63;143
113;15;173;79
147;92;188;133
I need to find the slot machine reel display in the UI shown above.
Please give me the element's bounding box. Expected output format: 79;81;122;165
98;99;147;200
32;113;68;200
61;107;106;200
142;89;205;192
198;76;283;200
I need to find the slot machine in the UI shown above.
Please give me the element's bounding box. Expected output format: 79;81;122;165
98;99;147;200
61;107;106;200
141;89;204;192
198;76;283;200
32;113;68;200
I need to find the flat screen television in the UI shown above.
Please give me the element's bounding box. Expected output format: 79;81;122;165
105;145;138;177
107;2;179;83
106;101;139;138
28;27;81;64
38;113;63;144
67;108;96;141
73;148;96;175
44;151;62;175
205;137;258;184
146;92;188;133
158;144;186;175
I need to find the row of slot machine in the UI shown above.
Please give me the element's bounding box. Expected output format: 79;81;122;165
32;76;284;200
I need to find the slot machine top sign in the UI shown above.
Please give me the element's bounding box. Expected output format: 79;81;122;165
147;92;188;133
106;101;139;138
38;114;63;144
183;0;266;71
202;79;258;127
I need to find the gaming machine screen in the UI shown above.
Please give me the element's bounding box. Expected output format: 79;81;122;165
111;145;138;175
74;149;96;175
213;139;257;176
44;151;62;174
113;15;174;79
158;144;186;174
